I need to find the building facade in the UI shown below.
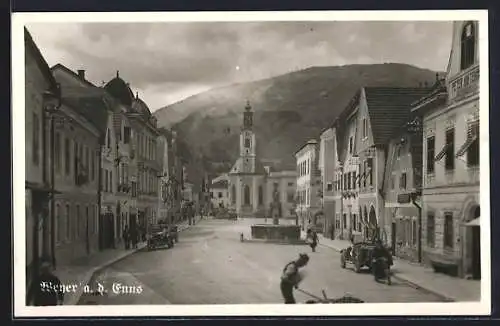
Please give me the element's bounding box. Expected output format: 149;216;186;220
210;180;230;209
24;28;61;303
295;140;321;231
319;127;337;238
382;118;423;263
266;171;297;219
413;21;480;279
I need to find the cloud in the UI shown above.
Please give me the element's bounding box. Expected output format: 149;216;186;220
26;20;452;110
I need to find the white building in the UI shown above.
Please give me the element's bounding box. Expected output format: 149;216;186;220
210;180;230;209
295;139;321;231
412;21;481;279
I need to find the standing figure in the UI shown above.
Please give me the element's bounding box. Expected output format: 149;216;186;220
307;229;319;252
280;253;309;304
31;259;64;306
130;225;138;249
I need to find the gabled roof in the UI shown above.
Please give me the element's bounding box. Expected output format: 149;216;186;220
210;180;228;189
24;28;59;94
51;63;97;88
363;87;433;145
61;96;109;136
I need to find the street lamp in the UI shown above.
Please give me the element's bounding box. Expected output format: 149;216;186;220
43;85;61;268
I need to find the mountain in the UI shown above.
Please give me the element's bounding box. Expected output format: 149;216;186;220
154;63;441;176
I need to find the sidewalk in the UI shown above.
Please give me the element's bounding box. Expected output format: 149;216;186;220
302;231;481;302
56;216;201;305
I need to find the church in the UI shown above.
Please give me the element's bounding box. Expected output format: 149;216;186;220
227;102;297;219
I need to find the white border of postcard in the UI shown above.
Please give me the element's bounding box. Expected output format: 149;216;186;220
12;10;491;317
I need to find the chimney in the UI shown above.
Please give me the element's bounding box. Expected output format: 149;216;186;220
77;69;86;80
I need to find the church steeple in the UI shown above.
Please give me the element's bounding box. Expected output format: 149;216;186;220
243;100;253;130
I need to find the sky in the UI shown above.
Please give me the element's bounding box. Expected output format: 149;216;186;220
26;21;453;111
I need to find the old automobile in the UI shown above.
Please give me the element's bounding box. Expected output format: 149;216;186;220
147;224;174;251
340;240;377;273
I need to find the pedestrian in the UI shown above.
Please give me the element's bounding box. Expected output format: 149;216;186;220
280;253;309;304
130;226;138;249
31;258;64;306
310;230;319;252
123;225;130;250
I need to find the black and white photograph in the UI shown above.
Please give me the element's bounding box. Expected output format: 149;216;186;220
12;10;490;317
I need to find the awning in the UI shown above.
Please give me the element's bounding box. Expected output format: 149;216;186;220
464;217;480;227
456;135;478;158
434;144;448;161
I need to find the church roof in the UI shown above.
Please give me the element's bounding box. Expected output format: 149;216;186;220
228;157;267;175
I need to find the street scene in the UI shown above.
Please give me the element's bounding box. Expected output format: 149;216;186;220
21;17;483;310
78;217;444;305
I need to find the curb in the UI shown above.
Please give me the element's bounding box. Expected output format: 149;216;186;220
317;241;456;302
72;221;199;305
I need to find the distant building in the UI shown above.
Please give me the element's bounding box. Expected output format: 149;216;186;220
412;21;480;279
319;127;337;238
295;139;321;231
227;101;297;219
210;180;230;209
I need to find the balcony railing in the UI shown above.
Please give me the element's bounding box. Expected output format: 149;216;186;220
448;64;479;102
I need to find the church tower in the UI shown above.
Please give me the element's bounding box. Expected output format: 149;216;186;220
239;101;256;173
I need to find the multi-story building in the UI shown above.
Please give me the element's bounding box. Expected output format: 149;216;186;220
332;87;431;241
24;28;61;303
319;127;337;238
50;64;109;265
382;112;424;263
412;21;480;279
295;139;321;231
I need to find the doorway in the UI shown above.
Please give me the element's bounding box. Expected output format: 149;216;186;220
471;206;481;279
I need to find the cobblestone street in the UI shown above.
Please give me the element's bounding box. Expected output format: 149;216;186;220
78;218;445;305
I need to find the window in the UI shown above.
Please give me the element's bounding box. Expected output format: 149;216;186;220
244;185;250;205
106;129;111;149
109;171;113;192
426;136;435;174
367;158;373;186
467;121;479;167
445;128;455;171
104;170;109;192
65;204;70;240
124;126;131;144
427;212;435;248
353;214;357;232
90;149;95;181
396;145;401;159
287;191;294;203
258;186;263;205
55;204;60;244
362;119;367;139
32;112;39;165
218;192;223;198
412;219;418;246
461;22;475;70
288;182;294;187
326;182;333;191
390;175;395;190
55;132;61;173
75;205;80;239
231;185;236;204
64;138;71;176
349;137;353;154
444;212;454;249
343;213;347;229
352;171;357;189
400;172;407;190
244;138;251;148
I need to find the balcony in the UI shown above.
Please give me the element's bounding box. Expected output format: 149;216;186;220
448;64;479;103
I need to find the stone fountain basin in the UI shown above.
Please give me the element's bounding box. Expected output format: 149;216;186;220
251;224;301;241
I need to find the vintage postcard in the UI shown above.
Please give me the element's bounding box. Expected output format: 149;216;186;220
12;10;490;317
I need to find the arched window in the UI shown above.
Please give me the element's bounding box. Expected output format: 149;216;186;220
244;185;251;205
461;22;476;70
231;185;236;204
258;185;263;205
